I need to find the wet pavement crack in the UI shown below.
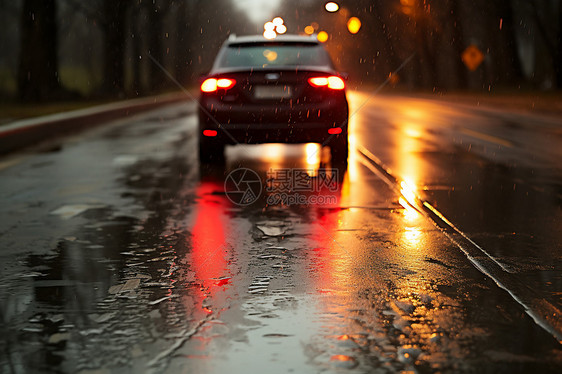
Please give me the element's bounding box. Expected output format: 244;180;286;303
147;314;214;370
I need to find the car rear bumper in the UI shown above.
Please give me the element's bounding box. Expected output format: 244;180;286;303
198;100;348;145
199;120;347;144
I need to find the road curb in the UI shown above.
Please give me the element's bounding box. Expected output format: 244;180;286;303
0;92;191;155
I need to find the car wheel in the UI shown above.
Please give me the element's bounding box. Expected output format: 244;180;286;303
199;138;225;164
329;135;348;166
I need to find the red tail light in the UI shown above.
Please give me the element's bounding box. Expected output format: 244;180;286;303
201;78;236;92
308;76;345;90
203;130;218;137
328;127;342;135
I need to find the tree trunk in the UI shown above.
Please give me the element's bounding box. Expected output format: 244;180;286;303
147;2;165;91
130;6;142;95
17;0;60;101
174;0;194;86
450;0;467;89
102;0;128;95
492;1;523;84
556;3;562;89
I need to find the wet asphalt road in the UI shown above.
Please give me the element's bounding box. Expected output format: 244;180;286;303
0;93;561;373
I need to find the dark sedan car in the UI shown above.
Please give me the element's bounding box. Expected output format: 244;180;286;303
198;34;349;164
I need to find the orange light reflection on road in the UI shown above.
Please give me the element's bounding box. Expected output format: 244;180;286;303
400;180;418;209
309;203;369;355
394;103;429;252
399;197;420;223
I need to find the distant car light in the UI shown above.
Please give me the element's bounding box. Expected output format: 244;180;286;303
308;76;345;90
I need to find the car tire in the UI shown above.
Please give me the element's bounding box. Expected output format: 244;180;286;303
199;138;225;164
329;135;348;166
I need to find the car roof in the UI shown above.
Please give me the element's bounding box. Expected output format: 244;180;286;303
225;34;320;46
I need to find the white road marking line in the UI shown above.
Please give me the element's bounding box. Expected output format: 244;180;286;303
357;144;562;344
460;128;513;147
0;156;27;171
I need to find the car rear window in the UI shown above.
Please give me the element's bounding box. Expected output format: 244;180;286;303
216;43;334;69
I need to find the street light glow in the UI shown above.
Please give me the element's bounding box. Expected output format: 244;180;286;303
264;22;275;31
325;2;339;12
276;24;287;34
317;31;329;42
347;17;361;34
272;17;284;26
263;29;277;39
264;17;286;38
304;25;315;35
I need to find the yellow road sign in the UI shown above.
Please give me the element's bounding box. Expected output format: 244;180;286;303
462;45;484;71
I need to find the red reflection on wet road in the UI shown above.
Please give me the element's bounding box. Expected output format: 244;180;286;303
191;182;232;314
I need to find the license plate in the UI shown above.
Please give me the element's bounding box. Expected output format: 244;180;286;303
254;85;292;99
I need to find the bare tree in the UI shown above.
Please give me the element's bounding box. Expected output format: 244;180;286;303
17;0;61;101
490;0;523;84
146;0;169;91
525;0;562;88
102;0;130;95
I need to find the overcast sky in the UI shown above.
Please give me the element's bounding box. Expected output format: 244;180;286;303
233;0;282;24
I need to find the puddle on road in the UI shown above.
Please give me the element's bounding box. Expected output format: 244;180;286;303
50;204;106;219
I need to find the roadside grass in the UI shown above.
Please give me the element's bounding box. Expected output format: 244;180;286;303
0;66;17;97
0;100;114;126
0;65;107;126
0;86;197;127
58;66;102;97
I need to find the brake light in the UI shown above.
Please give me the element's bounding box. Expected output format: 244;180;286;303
308;76;345;90
328;127;342;135
203;130;218;137
309;77;329;87
217;78;236;89
201;78;236;92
